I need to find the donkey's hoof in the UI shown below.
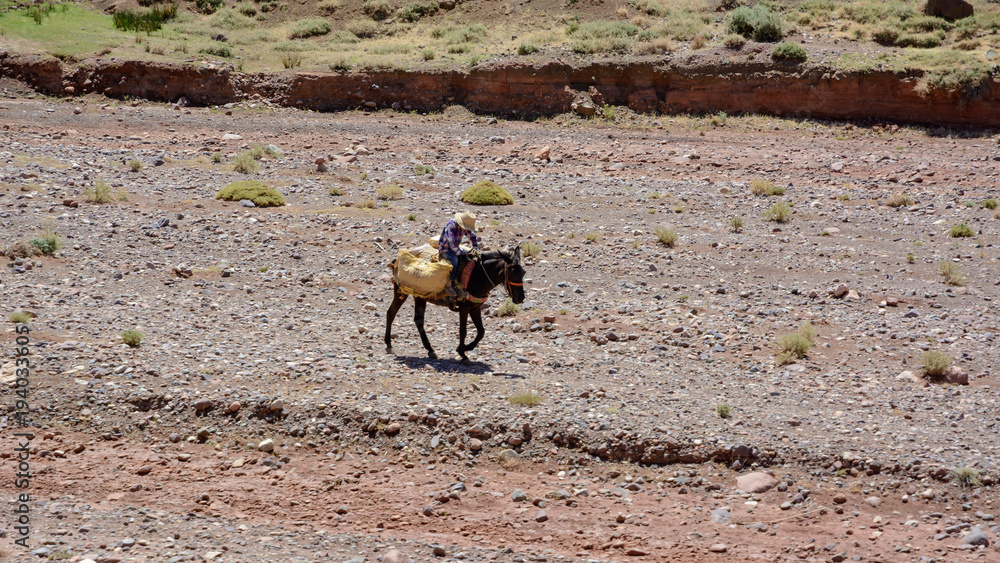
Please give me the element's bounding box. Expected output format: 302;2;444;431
428;351;438;360
385;346;393;355
460;358;472;366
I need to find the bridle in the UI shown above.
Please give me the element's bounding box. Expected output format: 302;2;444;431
478;255;522;300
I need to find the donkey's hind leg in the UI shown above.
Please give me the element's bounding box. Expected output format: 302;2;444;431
413;298;437;359
384;287;408;354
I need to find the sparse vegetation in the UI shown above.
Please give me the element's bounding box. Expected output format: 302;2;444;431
116;188;129;201
9;311;32;323
585;231;601;242
317;0;340;15
772;42;807;62
520;241;542;258
568;20;639;54
121;328;144;347
211;152;223;163
983;198;999;210
128;158;143;172
655;226;678;247
508;391;544;406
949;222;974;238
461;180;513;205
906;253;915;264
359;199;377;209
950;467;981;489
716;403;733;419
422;49;435;61
938;261;966;286
887;192;914;207
84;180;114;204
726;4;783;43
112;4;177;34
328;186;344;196
289;19;331;39
415;164;433;175
233;152;260;174
216;180;285;206
517;42;540;55
763;201;792;223
920;350;952;380
776;322;816;365
722;34;745;50
397;1;438;23
406;213;416;221
496;297;521;317
729;216;744;232
375;184;404;200
749;179;784;196
362;0;393;21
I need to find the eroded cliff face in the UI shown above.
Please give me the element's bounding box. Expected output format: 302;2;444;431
2;52;997;127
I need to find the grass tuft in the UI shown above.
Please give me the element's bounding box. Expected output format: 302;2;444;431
982;198;998;210
772;42;806;62
375;184;403;200
729;216;744;232
937;261;966;286
949;222;974;238
520;241;542;258
508;392;543;406
496;297;521;317
289;18;331;39
887;192;914;207
749;179;784;196
920;350;952;379
9;311;32;323
776;322;816;365
655;226;678;247
84;180;114;204
233;152;260;173
121;328;144;347
716;403;733;419
763;201;792;223
950;467;981;489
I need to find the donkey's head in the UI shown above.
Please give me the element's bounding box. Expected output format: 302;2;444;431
505;246;526;304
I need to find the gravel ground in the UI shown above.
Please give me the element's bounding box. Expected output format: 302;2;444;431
1;93;999;562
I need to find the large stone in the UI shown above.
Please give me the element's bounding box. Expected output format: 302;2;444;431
945;365;969;385
382;549;413;563
925;0;973;21
736;472;778;494
962;528;989;546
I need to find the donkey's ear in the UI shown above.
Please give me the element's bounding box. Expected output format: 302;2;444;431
513;245;521;263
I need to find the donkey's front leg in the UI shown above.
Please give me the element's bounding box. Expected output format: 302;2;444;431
457;307;471;364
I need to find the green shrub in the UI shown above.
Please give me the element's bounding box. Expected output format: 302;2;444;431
749;179;784;196
211;152;223;163
949;222;974;237
461;180;513;205
520;240;542;257
282;52;302;68
895;31;944;48
233;152;259;173
716;403;733;419
496;297;521;317
776;322;816;365
375;184;403;200
763;201;792;222
196;0;224;14
920;350;952;379
112;4;177;33
289;18;331;39
128;159;143;172
938;261;966;286
397;1;437;22
84;180;114;204
415;164;433;175
9;311;32;323
726;4;783;42
117;188;129;201
422;49;435;60
655;226;678;247
216;180;286;206
723;34;746;50
29;233;61;255
347;20;379;38
983;198;999;210
872;28;899;46
363;0;393;20
568;20;639;54
772;42;806;62
359;199;376;209
585;231;601;242
210;7;254;29
517;42;540;55
729;216;744;232
121;329;144;347
200;44;232;58
236;2;257;16
508;391;543;405
317;0;340;15
330;58;352;71
436;23;487;44
328;186;344;196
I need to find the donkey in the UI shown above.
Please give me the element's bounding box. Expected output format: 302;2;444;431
385;247;526;364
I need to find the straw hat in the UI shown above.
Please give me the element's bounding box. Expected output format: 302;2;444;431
454;211;477;232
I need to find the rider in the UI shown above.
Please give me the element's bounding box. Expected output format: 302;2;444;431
439;211;479;298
